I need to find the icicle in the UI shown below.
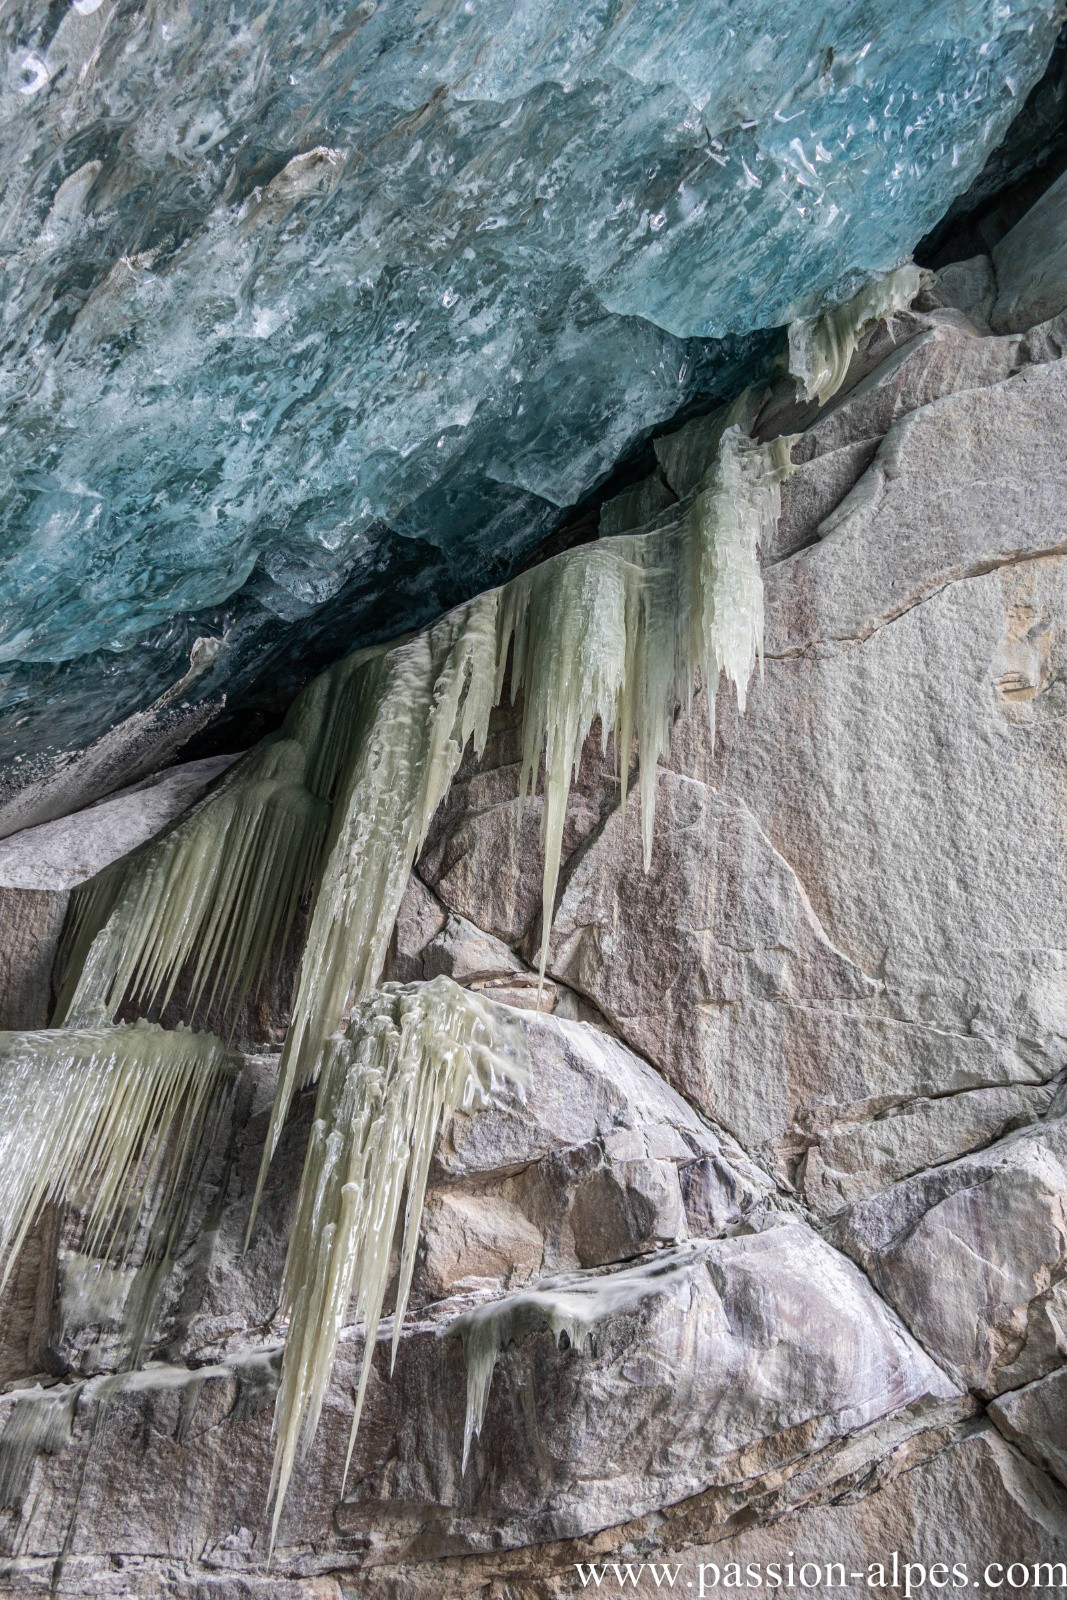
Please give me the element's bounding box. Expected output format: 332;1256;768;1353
56;420;795;1222
788;262;926;405
56;738;332;1030
267;977;525;1549
0;1023;235;1299
252;597;501;1212
501;422;795;979
453;1245;701;1470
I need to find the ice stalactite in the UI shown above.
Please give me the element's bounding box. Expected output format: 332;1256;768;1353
268;977;526;1547
56;718;336;1029
60;418;793;1156
788;263;927;405
50;417;795;1521
0;1023;235;1301
501;423;794;978
453;1246;701;1471
254;599;501;1207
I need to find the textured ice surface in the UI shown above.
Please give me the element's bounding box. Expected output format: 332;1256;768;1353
269;978;525;1540
0;1;1061;767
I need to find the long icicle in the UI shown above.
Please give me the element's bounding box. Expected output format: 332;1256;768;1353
501;423;795;979
267;977;526;1551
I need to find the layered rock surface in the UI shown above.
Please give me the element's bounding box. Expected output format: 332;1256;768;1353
3;172;1067;1596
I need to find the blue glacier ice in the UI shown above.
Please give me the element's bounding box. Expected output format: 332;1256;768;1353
0;0;1061;781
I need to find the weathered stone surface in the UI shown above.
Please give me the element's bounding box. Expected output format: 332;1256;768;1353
799;1083;1053;1216
834;1116;1067;1398
657;1426;1067;1591
0;890;68;1030
990;1365;1067;1489
0;753;237;893
766;438;878;565
993;168;1067;334
0;1225;957;1591
766;354;1067;657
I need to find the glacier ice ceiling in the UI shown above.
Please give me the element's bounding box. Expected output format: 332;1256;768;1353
0;0;1062;780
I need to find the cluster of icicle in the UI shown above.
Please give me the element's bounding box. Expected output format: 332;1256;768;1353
0;1023;234;1321
51;412;796;1530
269;977;526;1547
54;419;794;1524
788;262;926;405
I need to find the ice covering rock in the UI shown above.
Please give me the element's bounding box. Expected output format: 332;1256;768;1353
57;426;792;1224
788;264;927;404
0;1;1061;776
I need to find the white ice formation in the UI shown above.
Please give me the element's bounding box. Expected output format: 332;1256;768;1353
268;977;526;1546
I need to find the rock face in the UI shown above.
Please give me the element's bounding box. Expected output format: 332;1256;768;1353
3;171;1067;1597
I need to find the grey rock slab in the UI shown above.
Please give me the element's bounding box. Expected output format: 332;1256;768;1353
426;1013;779;1292
165;1013;778;1365
0;752;238;892
766;439;878;566
990;1366;1067;1489
993;169;1067;334
833;1116;1067;1398
800;1084;1054;1219
765;355;1067;659
386;873;448;984
439;1011;743;1181
791;310;1026;464
662;1425;1067;1588
543;766;1030;1162
933;254;997;331
661;542;1067;1164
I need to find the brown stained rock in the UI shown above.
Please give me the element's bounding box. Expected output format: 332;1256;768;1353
0;889;67;1030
